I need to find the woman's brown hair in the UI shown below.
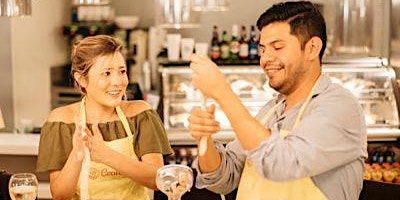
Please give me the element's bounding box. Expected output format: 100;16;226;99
71;35;124;93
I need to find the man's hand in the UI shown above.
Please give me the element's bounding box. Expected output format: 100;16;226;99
190;54;231;101
188;104;220;143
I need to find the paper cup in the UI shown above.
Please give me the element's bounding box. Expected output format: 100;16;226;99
181;38;195;61
167;34;181;61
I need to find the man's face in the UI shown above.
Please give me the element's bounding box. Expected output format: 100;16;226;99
259;22;308;95
84;52;128;108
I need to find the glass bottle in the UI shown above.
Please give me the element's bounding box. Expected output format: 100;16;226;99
229;24;240;61
220;30;230;60
210;25;221;60
239;25;249;59
249;25;259;60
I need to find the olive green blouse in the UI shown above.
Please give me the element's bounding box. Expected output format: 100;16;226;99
36;109;173;172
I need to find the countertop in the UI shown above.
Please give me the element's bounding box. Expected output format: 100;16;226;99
0;133;40;155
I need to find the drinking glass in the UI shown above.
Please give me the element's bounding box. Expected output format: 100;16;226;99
8;173;38;200
156;164;193;200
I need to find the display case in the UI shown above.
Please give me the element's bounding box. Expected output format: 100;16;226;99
160;65;273;144
160;58;400;144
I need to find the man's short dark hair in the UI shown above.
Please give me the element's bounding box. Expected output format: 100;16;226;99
256;1;327;61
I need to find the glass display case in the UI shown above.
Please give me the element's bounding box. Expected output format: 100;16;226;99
160;58;400;144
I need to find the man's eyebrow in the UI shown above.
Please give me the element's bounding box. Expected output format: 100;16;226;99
260;39;284;47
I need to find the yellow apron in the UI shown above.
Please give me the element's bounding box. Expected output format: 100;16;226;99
73;98;149;200
236;79;328;200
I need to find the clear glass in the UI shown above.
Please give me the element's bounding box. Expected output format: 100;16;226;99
0;0;31;17
8;173;38;200
156;165;193;200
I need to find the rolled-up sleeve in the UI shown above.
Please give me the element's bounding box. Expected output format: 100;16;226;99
193;140;246;194
247;88;366;182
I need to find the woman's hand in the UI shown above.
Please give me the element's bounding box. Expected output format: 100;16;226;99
190;54;231;100
71;122;87;163
188;104;220;143
86;123;111;163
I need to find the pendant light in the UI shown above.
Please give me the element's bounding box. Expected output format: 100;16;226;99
0;0;32;17
191;0;229;12
156;0;200;29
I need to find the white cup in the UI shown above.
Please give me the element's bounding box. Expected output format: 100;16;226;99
195;42;209;56
181;38;195;61
166;34;181;61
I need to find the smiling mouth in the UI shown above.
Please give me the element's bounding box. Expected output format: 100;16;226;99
264;64;284;73
107;90;122;96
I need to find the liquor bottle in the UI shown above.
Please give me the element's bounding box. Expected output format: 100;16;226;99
210;25;221;60
229;24;240;61
239;25;249;59
220;30;230;60
249;25;259;60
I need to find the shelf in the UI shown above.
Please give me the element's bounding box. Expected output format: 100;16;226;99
63;23;116;38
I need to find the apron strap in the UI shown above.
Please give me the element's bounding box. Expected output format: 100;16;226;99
260;76;321;129
293;76;320;128
80;97;87;132
80;97;133;137
79;96;90;200
259;99;284;126
116;106;133;137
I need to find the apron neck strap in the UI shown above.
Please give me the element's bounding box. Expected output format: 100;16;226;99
79;97;133;137
259;76;321;128
293;76;320;127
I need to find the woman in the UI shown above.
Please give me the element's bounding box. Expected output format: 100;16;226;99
36;35;173;200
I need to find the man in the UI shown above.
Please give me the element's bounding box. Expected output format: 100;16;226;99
188;1;367;200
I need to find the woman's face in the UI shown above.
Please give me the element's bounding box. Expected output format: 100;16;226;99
84;52;128;108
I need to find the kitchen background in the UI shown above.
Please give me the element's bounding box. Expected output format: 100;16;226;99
1;0;392;133
1;0;400;199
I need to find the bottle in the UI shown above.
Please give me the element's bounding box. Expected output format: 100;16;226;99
249;25;259;60
239;25;249;59
220;30;230;60
229;24;240;61
210;25;221;60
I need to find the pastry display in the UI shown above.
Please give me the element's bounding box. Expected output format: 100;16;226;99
364;162;400;184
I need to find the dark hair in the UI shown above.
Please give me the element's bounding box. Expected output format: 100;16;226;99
71;35;123;93
256;1;327;61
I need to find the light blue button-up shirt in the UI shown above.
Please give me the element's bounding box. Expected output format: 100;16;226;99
193;75;368;200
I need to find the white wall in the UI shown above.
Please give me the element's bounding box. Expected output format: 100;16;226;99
11;0;70;128
0;19;14;132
